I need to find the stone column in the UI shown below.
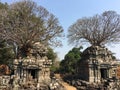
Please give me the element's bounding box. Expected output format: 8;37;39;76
38;69;42;83
96;66;101;83
89;64;94;82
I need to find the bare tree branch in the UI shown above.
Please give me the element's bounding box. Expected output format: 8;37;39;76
0;0;64;57
68;11;120;46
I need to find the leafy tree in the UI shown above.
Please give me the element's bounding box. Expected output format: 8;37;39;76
50;59;60;73
47;48;57;63
0;1;8;9
0;40;14;65
68;11;120;46
60;46;83;74
0;0;63;58
46;48;60;72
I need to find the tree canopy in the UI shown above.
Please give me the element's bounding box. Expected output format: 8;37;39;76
0;2;14;65
68;11;120;46
0;0;64;58
0;40;14;65
46;48;60;72
47;48;57;63
60;46;83;74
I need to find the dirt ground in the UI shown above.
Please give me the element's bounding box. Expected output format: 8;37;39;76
54;74;76;90
62;82;77;90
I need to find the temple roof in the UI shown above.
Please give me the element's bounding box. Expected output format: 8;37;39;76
81;45;116;63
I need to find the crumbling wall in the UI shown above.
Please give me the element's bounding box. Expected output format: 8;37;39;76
78;45;118;83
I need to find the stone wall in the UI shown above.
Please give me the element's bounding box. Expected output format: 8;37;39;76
0;76;10;90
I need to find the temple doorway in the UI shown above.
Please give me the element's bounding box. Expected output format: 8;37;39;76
100;68;108;79
28;69;38;79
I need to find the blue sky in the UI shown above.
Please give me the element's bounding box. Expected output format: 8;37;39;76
1;0;120;60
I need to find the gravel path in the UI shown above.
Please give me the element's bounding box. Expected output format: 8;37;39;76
54;74;76;90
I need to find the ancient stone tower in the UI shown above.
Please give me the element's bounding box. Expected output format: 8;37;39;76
13;42;52;84
78;46;118;83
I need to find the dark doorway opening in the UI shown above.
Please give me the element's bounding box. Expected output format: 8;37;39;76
28;69;37;79
100;68;108;79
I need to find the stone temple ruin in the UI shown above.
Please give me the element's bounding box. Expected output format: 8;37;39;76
13;42;52;84
13;55;52;86
78;45;118;83
0;43;120;90
0;42;65;90
63;46;120;90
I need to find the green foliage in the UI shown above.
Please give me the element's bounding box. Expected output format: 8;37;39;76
59;46;83;74
0;2;8;9
47;48;57;63
50;60;60;73
46;47;60;72
110;53;116;60
0;40;14;65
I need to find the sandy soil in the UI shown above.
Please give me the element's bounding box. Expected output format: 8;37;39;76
55;74;76;90
62;82;77;90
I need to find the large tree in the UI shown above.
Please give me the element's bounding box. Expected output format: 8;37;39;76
0;0;63;58
68;11;120;46
60;46;83;74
